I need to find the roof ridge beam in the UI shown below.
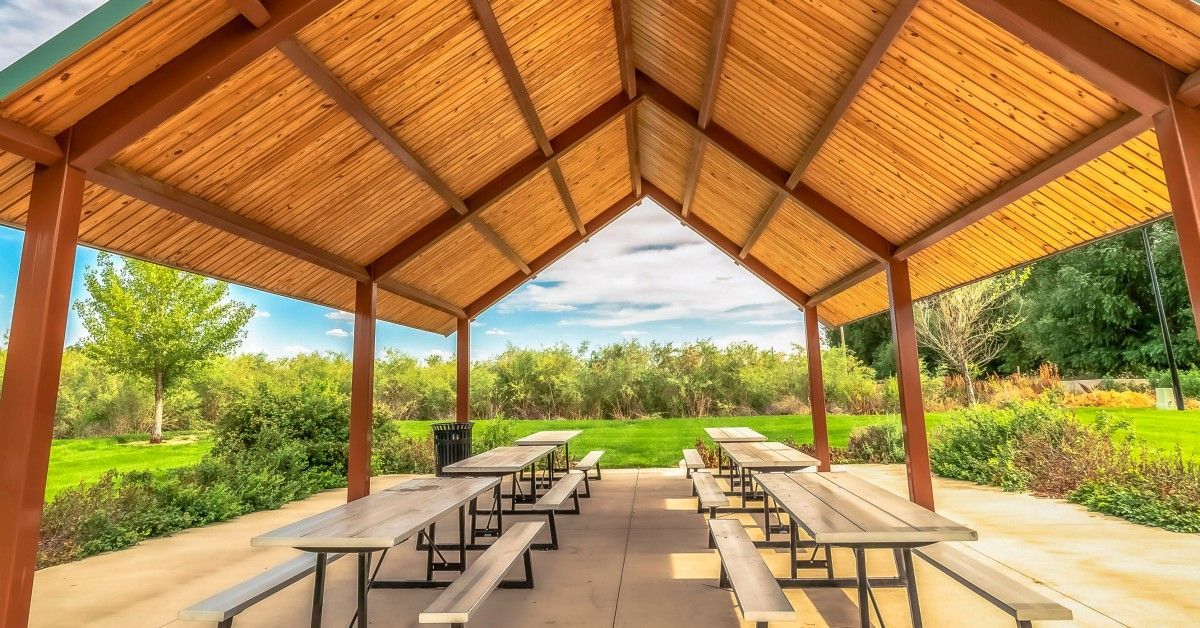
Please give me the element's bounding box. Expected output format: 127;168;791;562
894;110;1151;260
0;116;62;165
958;0;1179;116
644;181;809;308
465;191;642;318
681;0;736;217
611;0;641;195
226;0;270;27
469;0;586;236
638;73;894;261
66;0;346;169
367;93;639;278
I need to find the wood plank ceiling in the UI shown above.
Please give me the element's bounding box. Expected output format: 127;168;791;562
0;0;1189;332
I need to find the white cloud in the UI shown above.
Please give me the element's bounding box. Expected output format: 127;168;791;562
485;328;512;336
254;310;270;318
325;310;354;321
0;1;104;70
620;330;647;336
325;328;350;338
499;200;802;329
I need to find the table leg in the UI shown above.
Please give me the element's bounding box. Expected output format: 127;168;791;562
789;522;798;579
458;505;467;572
529;461;537;500
564;442;571;473
901;548;923;628
854;548;870;627
740;468;748;508
495;484;504;532
426;523;436;582
311;552;327;628
762;493;771;542
717;448;723;475
356;553;369;628
546;452;556;485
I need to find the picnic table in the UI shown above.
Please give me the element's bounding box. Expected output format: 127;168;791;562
755;471;977;627
703;427;766;477
720;441;818;506
515;430;582;474
252;476;500;627
442;445;557;511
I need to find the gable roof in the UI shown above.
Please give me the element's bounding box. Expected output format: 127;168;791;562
0;0;1194;332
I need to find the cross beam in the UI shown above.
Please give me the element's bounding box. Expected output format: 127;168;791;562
226;0;270;27
464;191;642;319
681;0;736;217
644;182;809;307
469;0;586;235
958;0;1178;116
1179;70;1200;108
368;93;640;278
806;262;885;306
0;116;61;165
639;73;894;261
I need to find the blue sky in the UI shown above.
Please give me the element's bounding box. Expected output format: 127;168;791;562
0;2;813;360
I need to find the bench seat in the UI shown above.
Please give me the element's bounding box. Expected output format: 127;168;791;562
420;521;544;626
708;519;795;627
179;553;344;627
573;450;604;496
692;470;727;520
682;448;705;478
914;544;1072;627
528;471;585;550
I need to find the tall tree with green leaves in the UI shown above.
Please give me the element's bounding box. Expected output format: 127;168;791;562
76;254;254;443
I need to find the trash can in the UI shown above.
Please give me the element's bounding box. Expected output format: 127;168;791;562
432;421;474;475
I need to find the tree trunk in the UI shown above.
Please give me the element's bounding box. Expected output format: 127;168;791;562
962;361;977;406
150;371;164;444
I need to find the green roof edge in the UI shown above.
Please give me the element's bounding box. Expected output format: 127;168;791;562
0;0;151;102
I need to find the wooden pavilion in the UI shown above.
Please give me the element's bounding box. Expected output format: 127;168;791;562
1;0;1199;624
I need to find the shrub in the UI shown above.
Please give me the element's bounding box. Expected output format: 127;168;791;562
372;423;435;475
1062;390;1154;408
1148;368;1200;400
474;419;516;453
845;423;906;464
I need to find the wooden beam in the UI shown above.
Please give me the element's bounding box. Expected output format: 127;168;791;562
0;117;62;165
470;216;531;274
958;0;1178;116
376;278;467;319
1178;70;1200;109
277;37;468;214
465;191;641;318
626;107;642;196
66;0;345;169
681;0;736;218
804;304;831;472
807;261;885;306
456;318;470;422
468;0;585;235
645;181;810;307
347;280;375;502
226;0;270;27
1155;67;1200;341
886;257;935;510
0;133;84;628
611;0;636;98
89;162;370;281
639;73;894;261
368;93;639;278
739;194;783;259
787;0;918;187
894;110;1151;260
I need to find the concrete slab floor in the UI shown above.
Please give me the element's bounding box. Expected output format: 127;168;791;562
27;466;1200;627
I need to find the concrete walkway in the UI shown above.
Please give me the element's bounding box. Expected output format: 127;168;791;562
28;466;1199;627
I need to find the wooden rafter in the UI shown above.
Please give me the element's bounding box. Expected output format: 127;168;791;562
277;37;531;274
369;93;640;278
895;110;1151;259
626;107;642;196
611;0;640;196
226;0;270;27
742;0;917;259
644;182;809;307
88;163;461;321
680;0;736;218
959;0;1178;116
639;73;894;261
465;191;642;319
469;0;586;236
806;262;884;306
0;116;61;165
66;0;346;169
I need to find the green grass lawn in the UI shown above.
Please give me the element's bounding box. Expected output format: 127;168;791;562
44;407;1200;499
46;435;212;500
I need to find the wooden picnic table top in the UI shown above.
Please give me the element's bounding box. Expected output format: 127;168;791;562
704;427;767;442
756;472;977;546
514;430;582;446
720;441;818;469
441;445;557;475
251;476;500;551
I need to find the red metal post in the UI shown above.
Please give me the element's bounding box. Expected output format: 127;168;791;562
1154;70;1200;342
347;280;375;502
456;318;470;423
886;258;936;510
0;133;85;628
804;305;831;471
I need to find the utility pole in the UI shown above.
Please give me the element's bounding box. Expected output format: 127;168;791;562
1143;226;1184;410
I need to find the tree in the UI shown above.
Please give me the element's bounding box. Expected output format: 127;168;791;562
914;272;1025;405
76;254;254;443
